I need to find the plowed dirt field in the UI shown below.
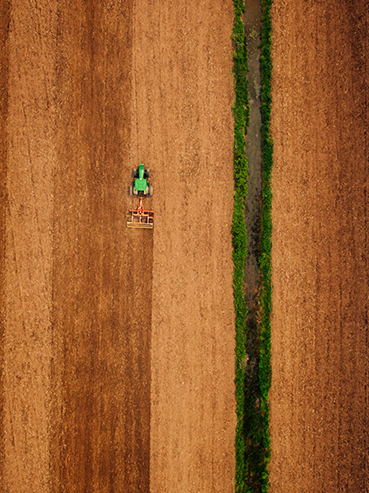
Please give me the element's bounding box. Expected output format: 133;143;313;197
270;1;369;491
1;0;235;492
3;0;368;492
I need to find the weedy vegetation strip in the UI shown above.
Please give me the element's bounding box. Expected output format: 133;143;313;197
232;0;273;492
259;0;273;491
231;0;249;490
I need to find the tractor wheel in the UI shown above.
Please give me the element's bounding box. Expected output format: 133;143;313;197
129;183;134;196
149;184;153;197
144;168;150;179
133;168;138;178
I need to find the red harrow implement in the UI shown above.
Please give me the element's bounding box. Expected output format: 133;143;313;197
127;196;154;229
127;197;154;229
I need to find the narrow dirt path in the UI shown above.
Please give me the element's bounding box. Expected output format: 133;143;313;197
0;1;8;485
270;1;369;491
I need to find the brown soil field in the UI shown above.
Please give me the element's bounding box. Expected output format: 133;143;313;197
5;0;369;491
1;0;235;492
270;0;369;491
131;2;236;490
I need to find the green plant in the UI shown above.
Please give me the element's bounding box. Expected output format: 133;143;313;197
258;0;273;491
232;1;249;491
232;0;273;491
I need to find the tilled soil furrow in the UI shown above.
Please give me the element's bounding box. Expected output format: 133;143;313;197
270;1;369;491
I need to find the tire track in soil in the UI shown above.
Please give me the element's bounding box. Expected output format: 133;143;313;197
0;0;9;487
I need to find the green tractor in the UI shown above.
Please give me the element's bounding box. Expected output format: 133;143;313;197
129;164;153;197
127;163;154;229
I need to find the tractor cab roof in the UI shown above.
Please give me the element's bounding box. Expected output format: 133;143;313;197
135;177;148;191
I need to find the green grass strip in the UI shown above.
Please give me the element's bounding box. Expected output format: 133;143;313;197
232;0;273;491
231;0;249;491
259;0;273;491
